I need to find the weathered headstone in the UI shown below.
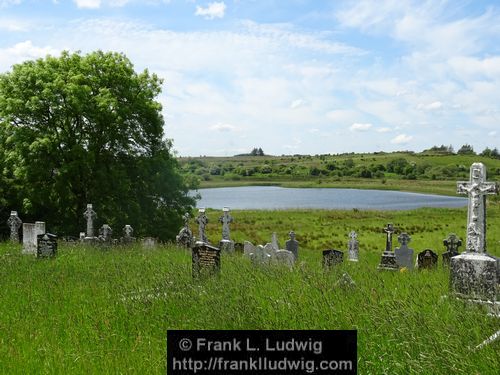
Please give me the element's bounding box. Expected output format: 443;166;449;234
272;249;295;268
37;233;57;258
79;232;85;242
218;207;234;252
417;249;438;269
263;243;276;257
7;211;22;243
83;204;97;239
122;224;136;244
271;232;280;252
377;223;398;271
323;249;344;268
249;244;272;266
285;231;299;260
99;224;113;244
192;243;220;277
176;213;194;248
394;232;414;270
243;240;255;258
22;221;46;254
141;237;157;249
442;233;462;266
195;208;209;243
347;230;359;262
451;163;499;302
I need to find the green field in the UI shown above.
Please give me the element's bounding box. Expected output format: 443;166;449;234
179;152;500;196
1;204;499;374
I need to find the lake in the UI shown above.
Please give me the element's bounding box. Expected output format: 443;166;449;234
191;186;467;210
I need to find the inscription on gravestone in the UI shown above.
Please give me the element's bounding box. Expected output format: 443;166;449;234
192;243;220;277
37;233;57;258
323;249;344;268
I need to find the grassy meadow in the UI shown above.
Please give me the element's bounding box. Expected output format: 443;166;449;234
1;203;499;374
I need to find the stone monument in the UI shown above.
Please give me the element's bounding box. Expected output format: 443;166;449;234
377;223;398;271
323;249;344;268
99;224;113;244
192;242;221;277
218;207;235;252
285;231;299;260
442;233;462;266
195;208;209;243
450;162;498;302
83;204;97;240
394;232;414;270
176;213;194;248
347;230;359;262
122;224;136;244
37;233;57;258
22;221;46;254
417;249;438;269
7;211;22;243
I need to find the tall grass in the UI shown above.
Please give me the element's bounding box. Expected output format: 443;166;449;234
1;205;499;374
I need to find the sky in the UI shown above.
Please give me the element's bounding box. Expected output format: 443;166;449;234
0;0;499;156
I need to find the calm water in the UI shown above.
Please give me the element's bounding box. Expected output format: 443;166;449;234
191;186;467;210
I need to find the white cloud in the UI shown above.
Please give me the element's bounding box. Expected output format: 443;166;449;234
290;99;305;109
0;0;21;8
377;127;391;133
418;101;443;111
74;0;101;9
390;134;413;144
326;109;360;124
349;123;373;132
210;123;235;132
0;17;32;31
195;2;226;20
0;41;59;72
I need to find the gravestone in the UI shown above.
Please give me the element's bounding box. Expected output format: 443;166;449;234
451;163;499;302
285;231;299;260
83;204;97;239
394;232;414;270
336;272;356;290
79;232;85;242
195;208;209;243
263;243;276;257
347;230;359;262
323;249;344;268
243;241;255;258
417;249;438;269
192;243;220;277
7;211;22;243
271;232;280;252
234;242;243;253
249;245;272;266
377;223;398;271
272;250;295;268
176;213;194;248
141;237;157;249
22;221;46;254
37;233;57;258
218;207;234;252
442;233;462;266
122;225;136;244
99;224;113;244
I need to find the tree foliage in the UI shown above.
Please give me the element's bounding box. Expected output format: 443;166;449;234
0;51;195;240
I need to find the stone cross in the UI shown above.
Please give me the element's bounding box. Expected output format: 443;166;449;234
219;207;233;241
7;211;22;242
285;231;299;260
195;208;208;243
456;163;498;253
83;204;97;238
99;224;113;242
347;230;359;262
398;232;411;246
123;224;133;238
443;233;462;255
384;223;395;252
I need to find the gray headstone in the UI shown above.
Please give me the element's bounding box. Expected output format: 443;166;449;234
243;241;255;258
83;204;97;238
285;231;299;260
271;232;280;252
7;211;22;243
22;223;36;254
417;249;438;269
442;233;462;266
219;207;233;241
176;213;193;248
99;224;113;243
195;208;208;243
377;223;398;271
323;249;344;268
219;239;235;253
37;233;57;258
192;243;220;277
142;237;157;249
347;230;359;262
272;249;295;268
394;232;414;270
263;243;276;257
250;245;271;265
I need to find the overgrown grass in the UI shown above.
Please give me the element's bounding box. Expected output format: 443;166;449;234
1;205;499;374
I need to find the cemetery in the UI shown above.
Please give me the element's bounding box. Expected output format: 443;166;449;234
0;163;498;373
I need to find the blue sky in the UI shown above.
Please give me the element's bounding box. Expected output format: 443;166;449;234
1;0;499;156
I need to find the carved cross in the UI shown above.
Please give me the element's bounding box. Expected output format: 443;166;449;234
443;233;462;255
349;230;358;241
219;207;233;241
384;223;394;252
195;209;208;243
397;232;411;247
83;204;97;238
7;211;22;242
123;224;133;238
457;163;498;252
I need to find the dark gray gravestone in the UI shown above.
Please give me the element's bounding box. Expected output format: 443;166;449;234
37;233;57;258
377;223;398;271
192;243;220;277
323;249;344;269
285;231;299;260
394;232;414;270
417;249;438;269
442;233;462;266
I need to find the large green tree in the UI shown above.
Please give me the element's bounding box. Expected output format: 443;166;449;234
0;50;195;240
